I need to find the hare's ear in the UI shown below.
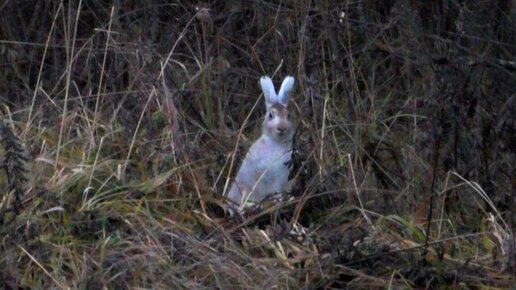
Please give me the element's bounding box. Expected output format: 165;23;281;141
260;76;277;107
277;76;294;105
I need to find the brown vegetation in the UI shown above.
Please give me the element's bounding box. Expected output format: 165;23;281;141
1;1;515;289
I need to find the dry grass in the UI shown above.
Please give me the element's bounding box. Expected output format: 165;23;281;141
1;1;515;289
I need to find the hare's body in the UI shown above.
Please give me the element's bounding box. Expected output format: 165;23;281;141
226;75;295;211
228;134;291;205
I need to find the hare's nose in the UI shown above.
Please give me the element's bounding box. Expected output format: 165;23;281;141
278;127;286;132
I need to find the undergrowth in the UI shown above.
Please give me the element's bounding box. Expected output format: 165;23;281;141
0;1;515;289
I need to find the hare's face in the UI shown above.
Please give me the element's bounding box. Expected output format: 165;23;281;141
264;103;292;141
259;75;295;141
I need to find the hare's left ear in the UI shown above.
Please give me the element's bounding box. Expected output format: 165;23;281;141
260;76;277;108
277;76;295;106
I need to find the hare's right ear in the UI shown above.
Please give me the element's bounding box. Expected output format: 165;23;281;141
260;76;277;107
277;76;294;106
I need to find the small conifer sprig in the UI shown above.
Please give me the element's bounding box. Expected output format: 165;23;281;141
0;120;28;224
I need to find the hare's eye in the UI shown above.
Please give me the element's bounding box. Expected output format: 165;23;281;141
268;112;273;119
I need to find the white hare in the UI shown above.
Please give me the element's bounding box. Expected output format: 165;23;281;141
227;75;295;212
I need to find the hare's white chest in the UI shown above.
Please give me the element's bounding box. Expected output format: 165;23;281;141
232;135;292;203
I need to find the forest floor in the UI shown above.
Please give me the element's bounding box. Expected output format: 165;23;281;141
0;1;515;289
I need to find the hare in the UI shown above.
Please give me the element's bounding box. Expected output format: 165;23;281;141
227;75;295;212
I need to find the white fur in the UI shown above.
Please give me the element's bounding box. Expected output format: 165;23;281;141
277;76;294;105
260;76;277;107
227;75;295;212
